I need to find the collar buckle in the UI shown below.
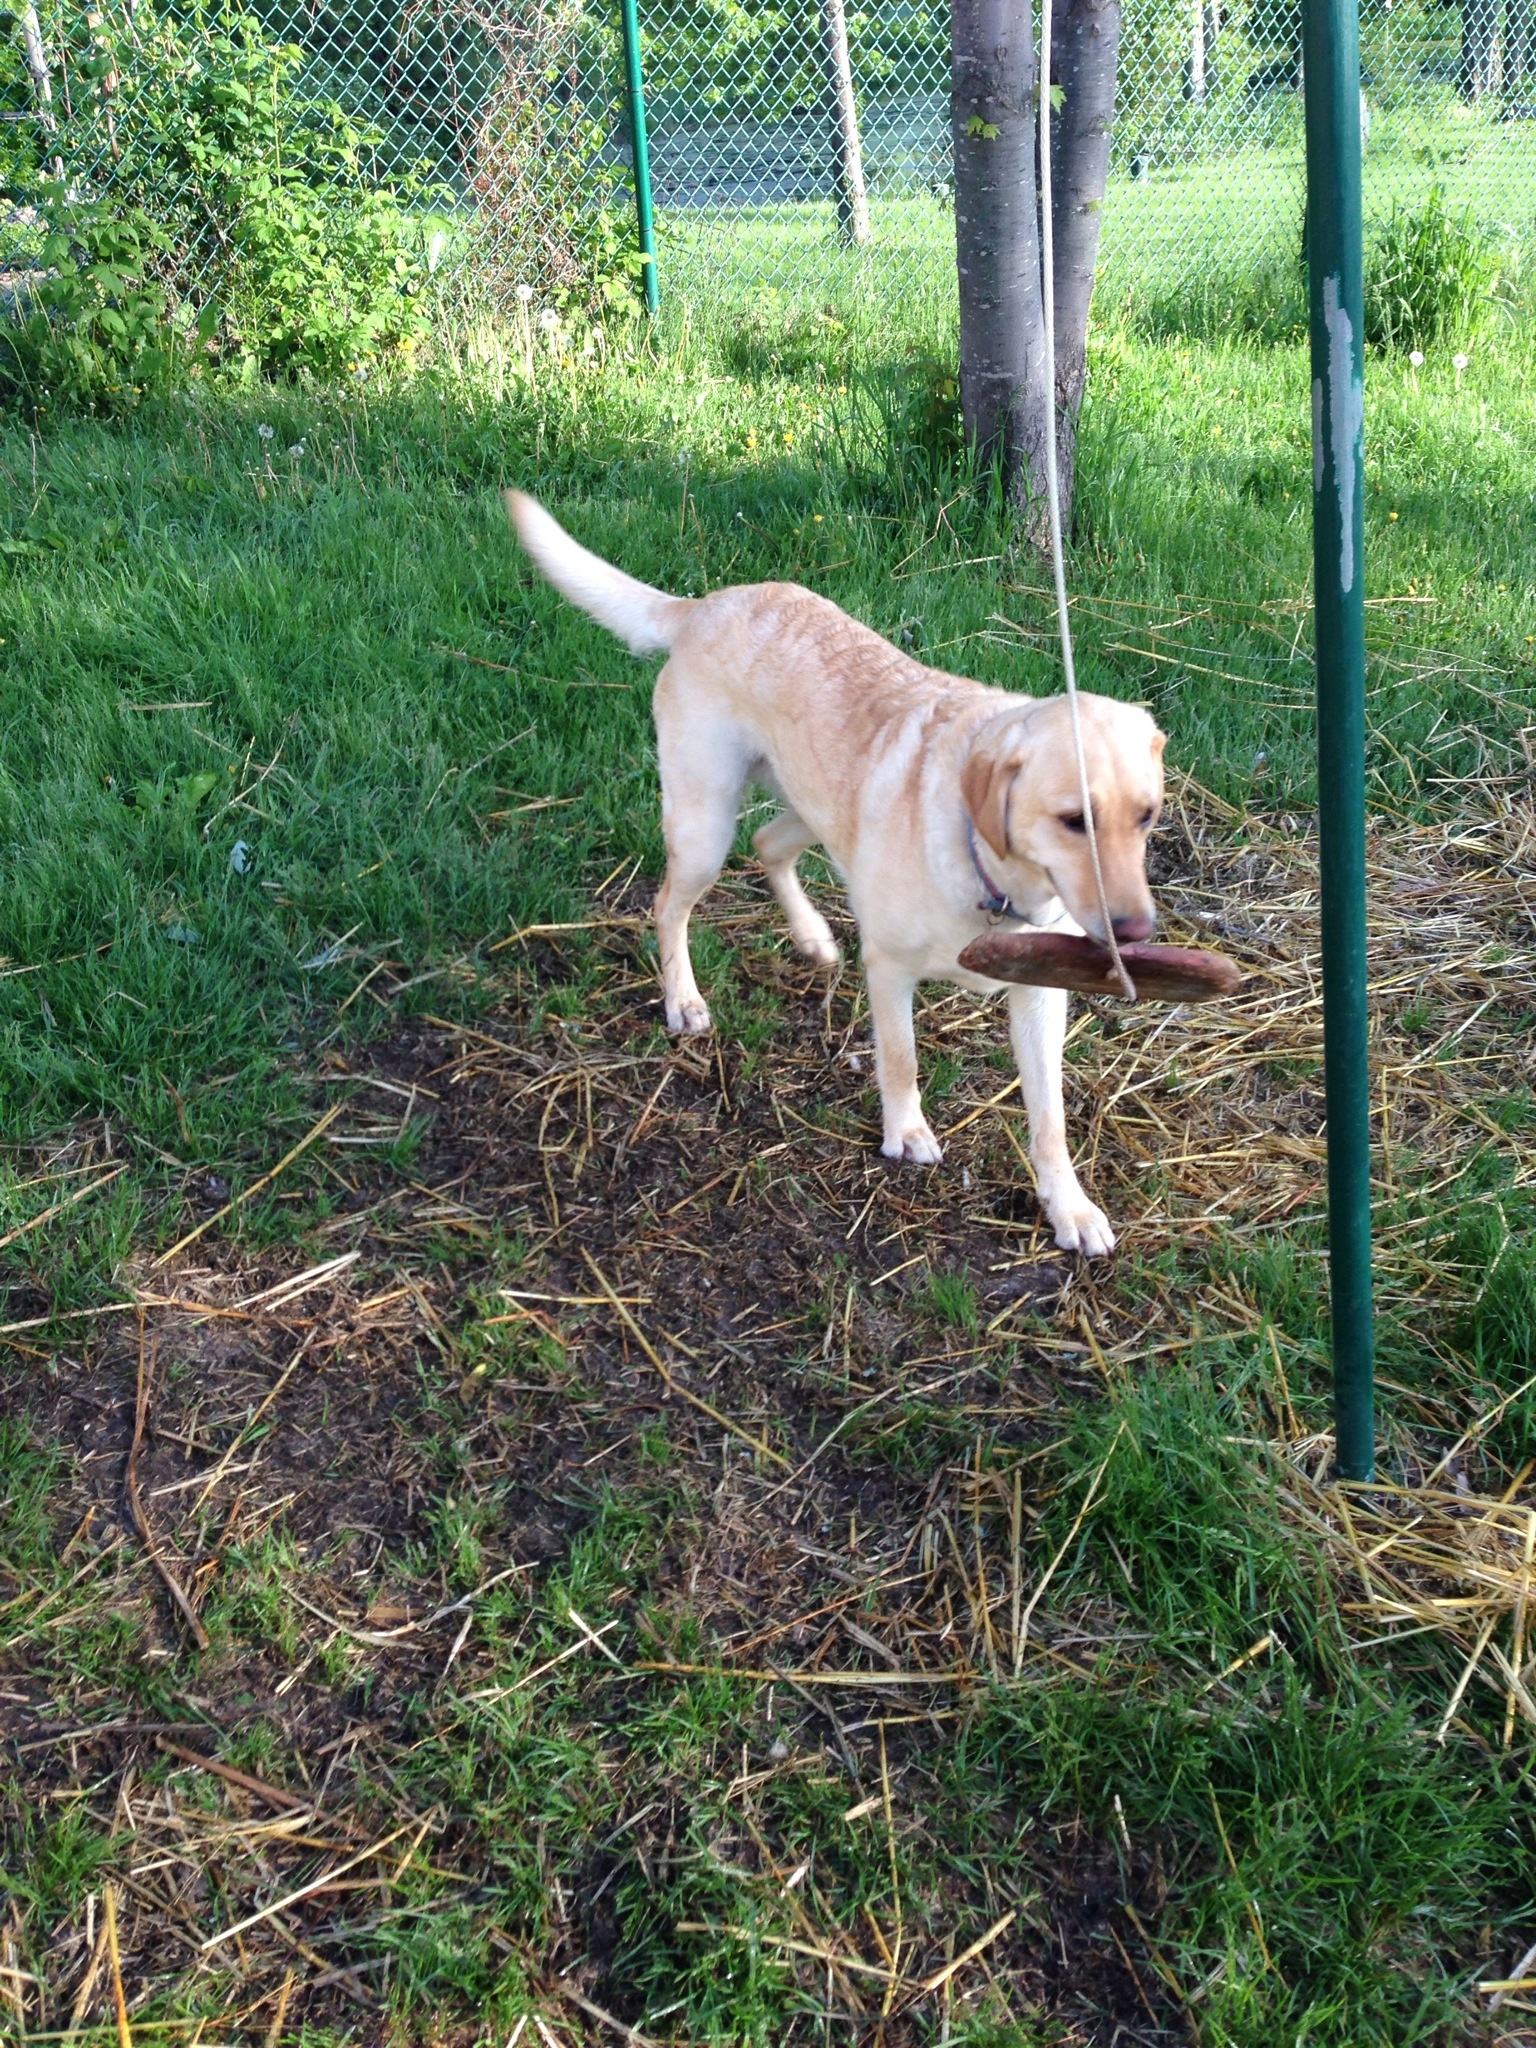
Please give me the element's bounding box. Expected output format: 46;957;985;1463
967;820;1026;923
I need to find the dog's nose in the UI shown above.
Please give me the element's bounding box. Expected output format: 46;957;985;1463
1111;913;1155;944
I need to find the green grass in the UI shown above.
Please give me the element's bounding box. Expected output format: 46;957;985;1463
0;295;1534;2043
650;95;1536;325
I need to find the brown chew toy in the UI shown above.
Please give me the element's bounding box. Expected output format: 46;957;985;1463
957;930;1243;1002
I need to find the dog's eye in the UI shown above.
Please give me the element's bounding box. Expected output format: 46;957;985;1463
1139;808;1159;830
1059;813;1088;835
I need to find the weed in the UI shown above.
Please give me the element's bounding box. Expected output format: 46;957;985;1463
721;305;853;380
1365;188;1506;352
919;1268;980;1334
0;195;185;418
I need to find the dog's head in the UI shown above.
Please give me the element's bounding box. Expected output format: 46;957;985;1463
961;695;1165;943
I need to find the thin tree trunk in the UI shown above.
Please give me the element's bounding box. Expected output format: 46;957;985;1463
822;0;871;245
1461;0;1499;97
1048;0;1123;520
953;0;1122;537
1185;0;1206;98
951;0;1049;532
19;5;64;180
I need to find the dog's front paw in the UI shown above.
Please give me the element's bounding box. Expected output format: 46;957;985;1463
882;1120;943;1166
1047;1195;1116;1258
795;927;842;969
666;996;713;1035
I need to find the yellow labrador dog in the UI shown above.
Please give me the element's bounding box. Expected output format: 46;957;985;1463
507;492;1165;1257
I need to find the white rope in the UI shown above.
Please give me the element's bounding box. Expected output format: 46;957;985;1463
1035;15;1136;1000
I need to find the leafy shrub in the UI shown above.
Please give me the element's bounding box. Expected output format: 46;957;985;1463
0;25;46;193
0;4;451;393
546;183;649;329
467;82;645;325
107;7;451;375
1364;188;1504;352
0;194;190;416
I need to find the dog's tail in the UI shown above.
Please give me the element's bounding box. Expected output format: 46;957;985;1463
504;490;687;657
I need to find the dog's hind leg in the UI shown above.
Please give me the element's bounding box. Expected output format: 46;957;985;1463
753;810;840;967
1008;983;1114;1256
654;697;746;1036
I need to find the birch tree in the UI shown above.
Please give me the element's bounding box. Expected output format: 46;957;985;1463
823;0;871;244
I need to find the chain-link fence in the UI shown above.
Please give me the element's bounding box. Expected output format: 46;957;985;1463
3;0;1533;326
634;0;1536;313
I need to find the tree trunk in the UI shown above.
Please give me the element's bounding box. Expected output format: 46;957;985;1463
822;0;872;245
1510;0;1535;90
952;0;1122;538
1185;0;1207;99
1048;0;1124;521
1205;0;1223;88
1460;0;1499;96
951;0;1050;531
19;4;64;181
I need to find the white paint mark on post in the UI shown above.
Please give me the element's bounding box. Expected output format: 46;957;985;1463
1312;377;1325;494
1323;273;1364;594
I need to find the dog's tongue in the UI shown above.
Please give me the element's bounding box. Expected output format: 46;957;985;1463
958;930;1242;1002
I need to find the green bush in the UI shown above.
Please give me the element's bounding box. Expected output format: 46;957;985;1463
0;194;191;416
108;7;451;375
0;4;451;397
466;86;646;326
1364;188;1505;352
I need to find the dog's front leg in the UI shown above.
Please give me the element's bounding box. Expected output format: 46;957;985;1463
865;955;943;1165
1008;983;1115;1256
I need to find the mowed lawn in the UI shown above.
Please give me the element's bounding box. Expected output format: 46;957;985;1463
0;309;1535;2046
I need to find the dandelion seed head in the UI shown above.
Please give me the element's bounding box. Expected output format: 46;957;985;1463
257;424;275;440
516;283;535;303
1409;349;1424;367
1453;351;1469;371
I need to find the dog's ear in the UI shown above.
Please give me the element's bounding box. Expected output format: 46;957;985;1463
962;729;1024;862
1151;727;1167;759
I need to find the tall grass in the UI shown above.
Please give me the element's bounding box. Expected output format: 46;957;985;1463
1364;186;1511;351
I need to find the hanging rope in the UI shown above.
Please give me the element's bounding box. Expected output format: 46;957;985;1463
1035;17;1136;1000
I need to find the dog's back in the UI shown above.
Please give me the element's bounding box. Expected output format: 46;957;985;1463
507;490;973;762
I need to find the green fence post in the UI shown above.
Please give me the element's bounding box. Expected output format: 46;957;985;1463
619;0;659;314
1303;0;1374;1480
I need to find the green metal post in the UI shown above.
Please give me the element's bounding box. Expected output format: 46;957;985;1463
1302;0;1374;1479
619;0;659;314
